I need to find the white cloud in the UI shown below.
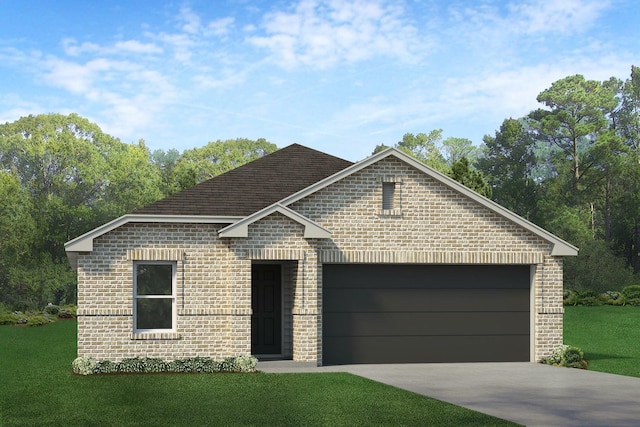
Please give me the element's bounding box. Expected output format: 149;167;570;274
509;0;612;34
113;40;163;54
248;0;427;69
62;38;163;57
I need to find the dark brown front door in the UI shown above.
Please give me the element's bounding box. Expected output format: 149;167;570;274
251;264;282;355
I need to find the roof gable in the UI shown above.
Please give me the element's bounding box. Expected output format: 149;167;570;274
276;147;578;256
134;143;353;216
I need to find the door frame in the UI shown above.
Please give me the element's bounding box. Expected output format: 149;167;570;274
251;262;284;358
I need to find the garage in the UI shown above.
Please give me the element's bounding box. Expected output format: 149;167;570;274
322;264;531;365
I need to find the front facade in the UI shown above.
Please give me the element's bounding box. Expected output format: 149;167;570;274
66;144;577;365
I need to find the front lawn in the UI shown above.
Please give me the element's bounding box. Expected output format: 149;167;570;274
0;321;516;426
564;305;640;378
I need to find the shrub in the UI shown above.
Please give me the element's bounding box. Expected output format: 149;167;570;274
57;305;77;318
235;354;258;372
72;357;98;375
94;360;119;374
621;285;640;300
541;345;587;369
119;358;146;373
44;304;60;315
72;355;258;375
26;315;54;327
0;312;19;325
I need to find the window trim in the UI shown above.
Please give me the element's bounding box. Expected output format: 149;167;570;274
380;176;403;216
133;261;177;334
382;182;396;210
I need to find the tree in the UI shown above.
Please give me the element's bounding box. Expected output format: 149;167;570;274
614;65;640;151
396;130;448;172
477;118;538;219
0;113;164;307
150;148;181;196
528;74;618;192
442;137;479;165
172;138;277;190
447;157;492;198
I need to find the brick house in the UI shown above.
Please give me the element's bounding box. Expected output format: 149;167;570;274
65;144;577;365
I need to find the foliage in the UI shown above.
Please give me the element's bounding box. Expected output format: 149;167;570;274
0;311;20;325
447;157;492;198
477;118;538;219
563;239;637;293
621;285;640;302
1;321;517;426
26;314;56;327
396;130;449;172
72;355;258;375
0;113;275;310
0;114;162;309
72;356;97;375
540;344;588;369
172;138;277;190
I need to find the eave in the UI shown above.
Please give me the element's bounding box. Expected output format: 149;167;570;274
218;204;331;239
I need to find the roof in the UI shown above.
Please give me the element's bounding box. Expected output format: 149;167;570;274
65;144;577;270
134;143;353;216
213;146;579;257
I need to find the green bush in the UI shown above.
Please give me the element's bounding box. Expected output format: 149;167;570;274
541;345;587;369
57;305;77;318
72;355;258;375
0;312;19;325
72;356;98;375
44;304;60;315
622;285;640;301
26;315;54;327
94;360;119;374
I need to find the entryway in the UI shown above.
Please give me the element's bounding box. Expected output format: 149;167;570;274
251;263;282;356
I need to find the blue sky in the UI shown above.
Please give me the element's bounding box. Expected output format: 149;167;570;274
0;0;638;161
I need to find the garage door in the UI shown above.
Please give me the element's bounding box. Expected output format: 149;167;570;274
322;264;530;365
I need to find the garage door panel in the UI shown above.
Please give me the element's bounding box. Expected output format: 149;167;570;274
323;264;530;289
323;335;530;364
323;311;530;337
324;288;530;312
322;264;530;365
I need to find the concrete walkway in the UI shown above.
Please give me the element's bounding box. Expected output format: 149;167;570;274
258;361;640;426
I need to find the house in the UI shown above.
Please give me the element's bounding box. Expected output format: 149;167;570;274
65;144;577;365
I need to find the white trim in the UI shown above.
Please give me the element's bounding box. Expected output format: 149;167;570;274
276;148;578;256
218;204;331;239
65;214;242;252
133;261;177;334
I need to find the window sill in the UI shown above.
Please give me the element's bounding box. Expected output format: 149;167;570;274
379;209;402;217
130;332;181;340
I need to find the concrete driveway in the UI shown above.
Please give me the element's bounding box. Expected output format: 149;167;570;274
258;361;640;426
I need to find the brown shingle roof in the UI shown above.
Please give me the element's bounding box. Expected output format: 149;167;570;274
135;143;354;216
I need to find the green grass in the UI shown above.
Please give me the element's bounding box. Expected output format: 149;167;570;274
564;305;640;378
0;321;516;426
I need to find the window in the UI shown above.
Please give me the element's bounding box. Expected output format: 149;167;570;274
382;182;396;210
134;262;176;332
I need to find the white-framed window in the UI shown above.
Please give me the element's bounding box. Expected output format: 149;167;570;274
133;261;176;333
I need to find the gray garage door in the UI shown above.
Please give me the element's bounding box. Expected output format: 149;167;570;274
322;264;530;365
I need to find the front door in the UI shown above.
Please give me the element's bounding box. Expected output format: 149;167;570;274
251;264;282;355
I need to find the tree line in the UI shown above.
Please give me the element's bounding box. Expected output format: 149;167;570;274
1;66;638;309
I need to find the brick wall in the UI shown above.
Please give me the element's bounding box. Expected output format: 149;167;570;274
76;155;565;363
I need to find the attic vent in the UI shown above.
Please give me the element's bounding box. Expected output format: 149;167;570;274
382;182;396;210
380;176;403;216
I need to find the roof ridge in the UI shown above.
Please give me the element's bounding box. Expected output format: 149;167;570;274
134;143;353;216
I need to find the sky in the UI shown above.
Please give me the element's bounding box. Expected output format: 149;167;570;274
0;0;638;161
